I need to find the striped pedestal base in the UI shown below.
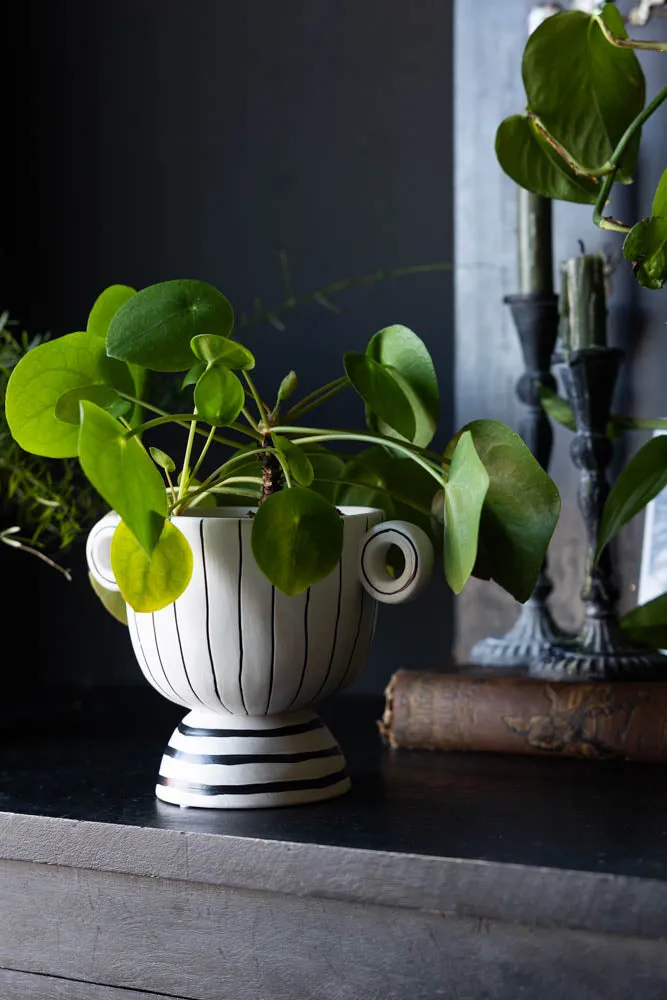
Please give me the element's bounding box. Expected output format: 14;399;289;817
155;709;351;809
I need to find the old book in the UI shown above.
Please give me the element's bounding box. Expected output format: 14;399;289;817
379;669;667;762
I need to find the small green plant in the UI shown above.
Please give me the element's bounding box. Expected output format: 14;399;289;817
495;0;667;642
5;280;560;612
0;314;106;576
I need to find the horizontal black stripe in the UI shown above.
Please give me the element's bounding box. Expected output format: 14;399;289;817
157;768;348;796
178;717;324;739
164;745;342;766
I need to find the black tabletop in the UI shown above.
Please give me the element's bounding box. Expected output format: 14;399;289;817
2;686;667;884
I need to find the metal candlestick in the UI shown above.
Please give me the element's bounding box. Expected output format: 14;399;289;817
470;292;570;668
532;347;667;680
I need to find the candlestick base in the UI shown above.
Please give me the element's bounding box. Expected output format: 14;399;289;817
530;614;667;681
470;595;571;669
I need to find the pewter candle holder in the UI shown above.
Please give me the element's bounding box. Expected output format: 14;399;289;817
470;292;570;668
532;347;667;680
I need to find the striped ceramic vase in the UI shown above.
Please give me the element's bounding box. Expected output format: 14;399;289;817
87;506;434;809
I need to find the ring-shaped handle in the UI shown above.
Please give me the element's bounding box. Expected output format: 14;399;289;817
359;520;434;604
86;512;121;592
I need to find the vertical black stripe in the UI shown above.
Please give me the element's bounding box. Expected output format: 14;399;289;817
151;613;183;703
237;520;248;714
338;516;370;692
200;519;229;712
131;613;172;701
265;586;276;714
174;604;206;707
313;554;343;701
287;588;311;711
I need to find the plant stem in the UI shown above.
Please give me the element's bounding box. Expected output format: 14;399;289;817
242;407;261;433
593;83;667;232
285;376;350;420
272;424;448;467
171;447;280;510
191;425;217;481
240;263;452;332
179;417;198;500
272;426;446;486
117;392;246;448
243;371;270;427
317;478;433;517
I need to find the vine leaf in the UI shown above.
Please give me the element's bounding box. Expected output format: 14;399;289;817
496;114;598;204
442;431;489;594
596;435;667;561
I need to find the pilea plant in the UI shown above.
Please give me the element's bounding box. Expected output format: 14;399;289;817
496;0;667;643
5;279;559;612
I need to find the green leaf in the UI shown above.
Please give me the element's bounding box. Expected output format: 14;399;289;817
88;571;128;625
539;384;576;432
442;431;489;594
149;447;176;474
459;420;561;602
365;325;439;448
193;365;245;426
597;435;667;560
652;167;667;217
495;115;598;204
277;371;298;404
55;384;130;424
87;285;136;340
107;279;234;372
273;436;314;487
182;362;207;389
623;217;667;290
620;592;667;650
251;486;343;596
307;446;345;503
5;331;134;458
523;8;645;179
343;352;416;441
78;401;167;554
111;518;193;613
336;446;438;538
190;335;255;369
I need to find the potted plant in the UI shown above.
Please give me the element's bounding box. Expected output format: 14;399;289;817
495;0;667;651
5;279;560;807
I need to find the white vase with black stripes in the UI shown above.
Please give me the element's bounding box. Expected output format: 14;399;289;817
87;506;433;809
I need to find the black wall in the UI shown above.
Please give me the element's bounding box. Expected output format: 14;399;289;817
5;1;453;693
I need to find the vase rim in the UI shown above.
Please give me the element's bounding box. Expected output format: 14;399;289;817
172;505;382;522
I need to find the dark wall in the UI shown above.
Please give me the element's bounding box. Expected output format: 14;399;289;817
6;1;453;693
453;0;667;658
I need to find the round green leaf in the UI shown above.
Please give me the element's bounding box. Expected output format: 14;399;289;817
88;571;128;625
307;445;344;502
182;362;207;389
523;8;644;180
343;352;415;441
5;331;135;458
597;435;667;561
87;285;136;340
149;447;176;473
193;365;245;426
337;445;438;538
443;431;489;594
365;325;439;448
273;436;314;487
623;217;667;290
107;279;234;372
495;115;598;204
457;420;561;603
78;401;167;554
111;518;193;613
190;335;255;369
55;384;130;424
251;486;343;596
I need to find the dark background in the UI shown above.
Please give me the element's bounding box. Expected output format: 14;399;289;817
2;0;453;694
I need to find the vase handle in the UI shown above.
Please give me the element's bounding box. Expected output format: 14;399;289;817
359;519;434;605
86;512;121;592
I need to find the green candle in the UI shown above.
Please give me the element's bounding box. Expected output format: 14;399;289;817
559;253;607;353
518;189;554;295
